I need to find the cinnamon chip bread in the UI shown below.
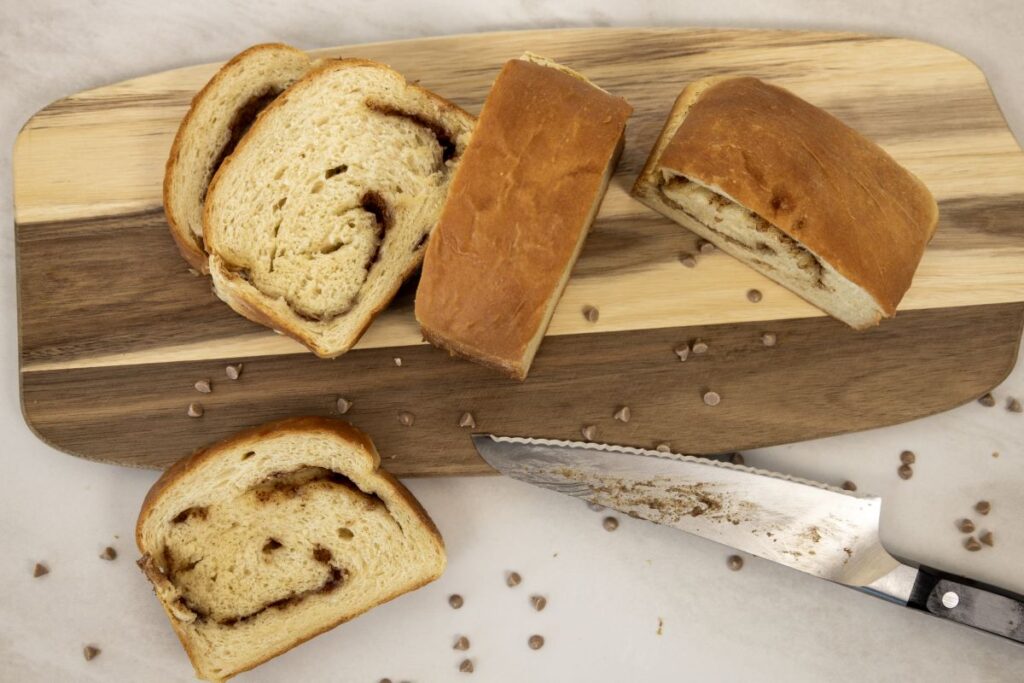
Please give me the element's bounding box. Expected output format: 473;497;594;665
164;43;314;272
415;53;632;379
203;59;475;357
136;417;445;682
632;76;938;329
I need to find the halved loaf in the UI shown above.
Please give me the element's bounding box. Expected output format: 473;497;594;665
632;76;939;329
204;59;475;357
164;43;314;272
136;417;445;682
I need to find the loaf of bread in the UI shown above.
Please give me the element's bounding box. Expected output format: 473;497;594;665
415;54;632;379
136;417;445;682
204;59;475;357
164;43;314;272
632;76;938;329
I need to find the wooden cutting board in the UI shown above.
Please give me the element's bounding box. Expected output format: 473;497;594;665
14;28;1024;475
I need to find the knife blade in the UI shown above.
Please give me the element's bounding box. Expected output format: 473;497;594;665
472;434;1024;643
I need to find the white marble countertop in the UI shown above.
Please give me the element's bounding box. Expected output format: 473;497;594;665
2;1;1023;681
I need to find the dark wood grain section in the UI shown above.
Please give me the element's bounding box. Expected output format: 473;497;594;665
21;303;1022;474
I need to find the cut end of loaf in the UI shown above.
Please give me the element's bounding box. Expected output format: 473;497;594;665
136;417;444;681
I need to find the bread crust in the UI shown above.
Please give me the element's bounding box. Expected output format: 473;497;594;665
415;57;632;379
634;76;938;318
164;43;310;273
135;416;444;682
202;58;475;358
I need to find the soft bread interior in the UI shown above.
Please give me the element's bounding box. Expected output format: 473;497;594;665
205;62;473;355
137;427;444;682
655;172;883;329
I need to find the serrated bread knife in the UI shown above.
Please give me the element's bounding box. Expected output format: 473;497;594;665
472;435;1024;643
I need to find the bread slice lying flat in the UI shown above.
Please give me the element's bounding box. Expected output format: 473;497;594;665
203;59;475;357
415;53;632;379
633;76;938;329
164;43;314;272
136;417;445;682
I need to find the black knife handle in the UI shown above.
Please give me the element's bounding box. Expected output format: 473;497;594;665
906;565;1024;643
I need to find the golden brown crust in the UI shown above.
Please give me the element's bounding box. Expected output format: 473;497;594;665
415;58;632;378
202;58;474;358
163;43;308;274
648;76;938;317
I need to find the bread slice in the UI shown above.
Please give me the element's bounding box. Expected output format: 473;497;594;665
164;43;314;272
135;417;445;682
203;59;475;357
414;54;632;379
632;76;939;329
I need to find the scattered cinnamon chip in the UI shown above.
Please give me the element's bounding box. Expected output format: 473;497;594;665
506;571;522;587
980;531;994;547
100;546;117;561
674;344;690;362
679;253;697;268
964;536;982;552
897;464;913;480
699;240;715;254
900;450;916;465
603;517;619;532
691;340;709;354
957;519;975;534
975;500;991;515
336;397;352;414
194;379;211;394
992;452;1000;458
581;424;597;441
454;635;470;650
393;357;403;367
83;646;100;661
459;659;474;673
746;289;763;303
1008;397;1022;413
531;595;547;611
760;332;777;347
977;393;996;407
703;391;721;407
655;443;671;453
398;411;415;427
528;635;545;650
727;555;744;571
459;412;476;428
225;363;243;380
613;406;631;423
730;453;745;466
449;594;464;609
187;402;204;418
583;305;599;323
841;480;857;492
33;563;48;578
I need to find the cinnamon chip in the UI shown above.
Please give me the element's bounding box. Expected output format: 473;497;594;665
746;289;762;303
459;659;474;673
398;411;415;427
900;450;916;465
187;402;204;418
459;412;476;429
897;464;913;480
449;594;464;609
336;397;352;414
531;595;547;611
977;393;996;407
975;500;991;515
33;563;49;578
699;240;715;254
964;536;982;552
691;340;709;354
583;305;599;323
100;546;117;561
581;424;597;441
674;344;690;362
225;363;243;380
980;531;994;547
841;481;857;492
194;379;211;394
730;453;745;466
703;391;721;407
613;406;631;423
83;646;100;661
528;635;545;650
679;254;697;268
727;555;744;571
957;519;975;534
506;571;522;587
454;636;470;651
655;443;671;453
602;517;619;532
760;332;777;347
1008;397;1022;413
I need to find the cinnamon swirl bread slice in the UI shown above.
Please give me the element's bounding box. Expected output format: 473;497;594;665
203;59;475;356
136;417;445;682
